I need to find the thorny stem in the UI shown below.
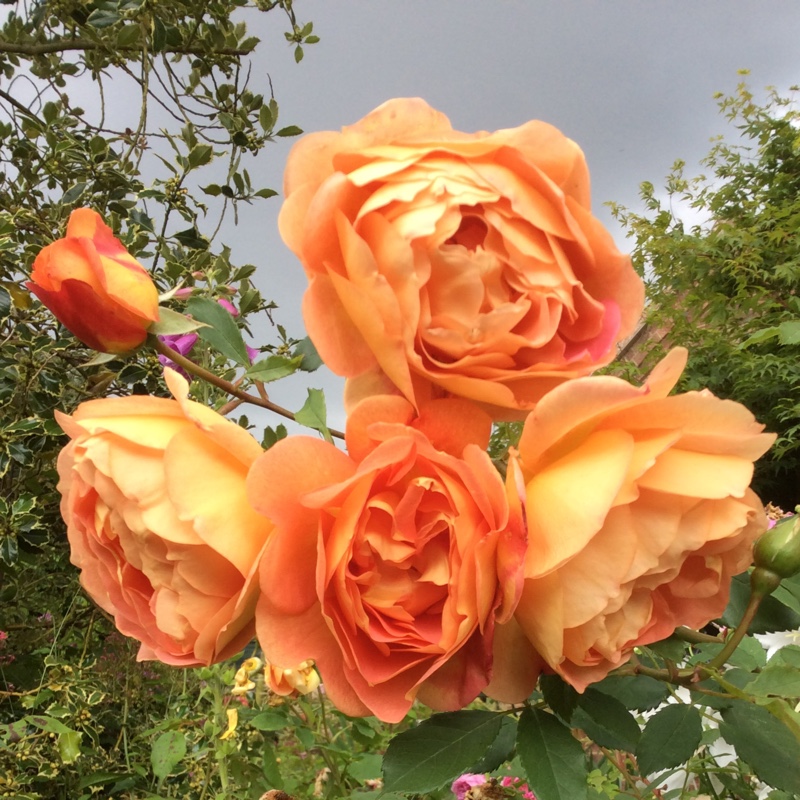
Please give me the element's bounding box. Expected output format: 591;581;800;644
705;590;762;671
151;336;345;439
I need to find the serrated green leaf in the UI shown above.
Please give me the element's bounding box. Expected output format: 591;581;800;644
593;674;669;712
293;336;323;372
187;144;213;169
173;227;208;250
719;702;800;793
185;297;249;366
294;389;332;442
740;327;781;349
572;688;640;752
517;707;586;800
150;730;186;780
769;645;800;668
539;674;579;724
746;665;800;698
467;715;517;774
246;355;302;383
636;704;702;776
149;307;208;337
382;710;504;794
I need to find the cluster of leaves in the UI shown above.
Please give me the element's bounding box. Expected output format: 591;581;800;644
610;79;800;508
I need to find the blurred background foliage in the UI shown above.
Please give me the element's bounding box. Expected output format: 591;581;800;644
610;80;800;509
1;0;800;795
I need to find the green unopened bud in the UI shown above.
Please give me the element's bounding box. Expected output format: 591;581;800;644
753;512;800;581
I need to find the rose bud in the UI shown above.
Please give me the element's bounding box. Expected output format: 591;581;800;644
752;512;800;593
27;208;159;353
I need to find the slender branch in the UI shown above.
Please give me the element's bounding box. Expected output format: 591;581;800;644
0;40;251;57
672;626;724;645
0;86;44;123
706;591;762;671
152;337;345;439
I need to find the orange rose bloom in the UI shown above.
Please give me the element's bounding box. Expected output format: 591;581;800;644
279;98;644;418
27;208;159;353
247;396;526;722
56;369;272;666
488;348;775;699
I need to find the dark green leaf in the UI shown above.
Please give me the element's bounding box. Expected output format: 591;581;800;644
572;688;640;752
382;710;504;794
173;227;208;250
202;183;222;197
152;17;167;52
539;674;579;724
636;704;702;776
0;287;10;319
276;125;303;137
187;144;213;168
592;674;669;712
719;702;800;793
254;187;278;199
185;297;250;366
293;336;323;372
517;707;586;800
467;716;518;774
723;573;800;634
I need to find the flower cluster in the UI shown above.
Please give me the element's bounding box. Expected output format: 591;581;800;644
40;99;775;721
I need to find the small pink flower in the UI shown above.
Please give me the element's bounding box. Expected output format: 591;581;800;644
451;774;488;800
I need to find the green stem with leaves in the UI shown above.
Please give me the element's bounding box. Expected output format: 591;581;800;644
151;336;345;439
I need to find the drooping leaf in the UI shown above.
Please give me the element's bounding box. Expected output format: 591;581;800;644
719;702;800;793
185;297;250;366
636;704;703;777
467;716;518;774
539;674;579;724
517;707;586;800
382;710;505;794
572;688;641;752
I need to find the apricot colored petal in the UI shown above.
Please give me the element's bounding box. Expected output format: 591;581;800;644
247;436;354;526
518;374;645;462
283;130;344;196
165;428;271;574
30;238;101;290
413;398;493;455
345;395;415;462
77;414;187;451
303;275;379;377
514;574;564;668
485;617;544;703
643;347;688;397
637;448;754;499
342;97;453;148
525;429;635;576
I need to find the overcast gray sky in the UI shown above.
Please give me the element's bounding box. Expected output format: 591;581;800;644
224;1;800;432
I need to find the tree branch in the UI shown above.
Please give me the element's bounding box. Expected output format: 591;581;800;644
0;39;252;57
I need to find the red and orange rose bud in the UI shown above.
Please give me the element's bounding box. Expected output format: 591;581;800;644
247;395;526;722
279;98;644;419
27;208;159;353
489;347;775;698
56;368;273;666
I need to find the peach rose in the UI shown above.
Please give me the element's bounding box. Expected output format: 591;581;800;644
56;369;272;666
247;395;526;722
279;98;644;418
488;348;775;699
27;208;159;353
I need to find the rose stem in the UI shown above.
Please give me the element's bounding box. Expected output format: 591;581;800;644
151;336;345;439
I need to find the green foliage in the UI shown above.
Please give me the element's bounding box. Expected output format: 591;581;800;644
611;81;800;506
